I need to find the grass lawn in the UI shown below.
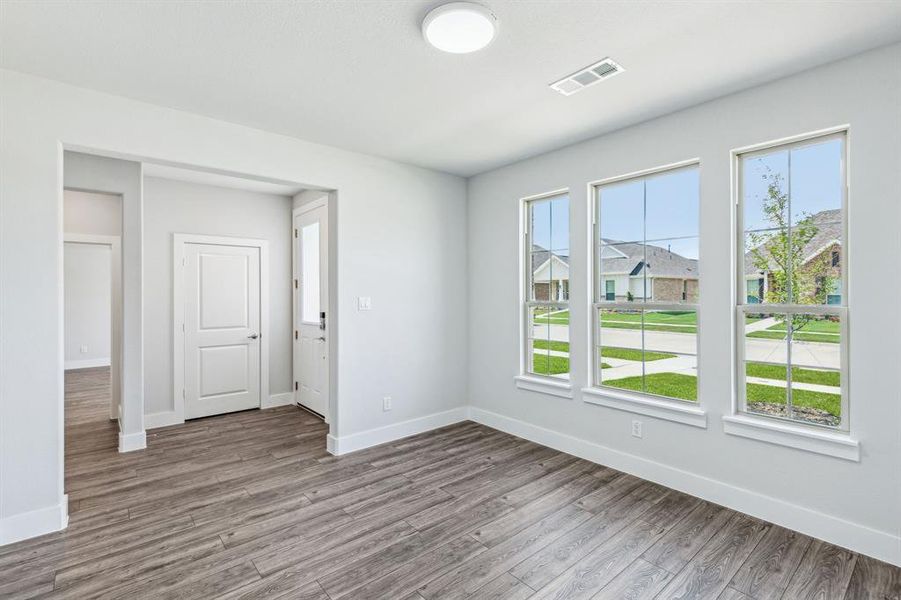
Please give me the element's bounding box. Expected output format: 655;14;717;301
532;341;676;363
602;372;697;402
600;346;676;362
601;321;698;334
535;310;712;335
601;311;696;325
746;362;840;387
533;339;570;352
767;319;840;334
598;372;839;416
531;354;569;375
746;330;839;344
533;310;569;325
746;383;840;417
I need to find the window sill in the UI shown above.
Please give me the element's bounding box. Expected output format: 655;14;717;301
581;386;707;428
514;375;573;399
722;415;859;462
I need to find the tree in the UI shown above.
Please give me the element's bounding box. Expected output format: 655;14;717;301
747;170;836;332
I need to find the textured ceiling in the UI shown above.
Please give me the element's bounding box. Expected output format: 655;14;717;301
2;1;900;176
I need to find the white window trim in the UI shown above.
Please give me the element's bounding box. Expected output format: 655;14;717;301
731;127;851;438
515;375;573;399
518;188;571;391
723;415;859;462
587;159;704;415
582;386;707;428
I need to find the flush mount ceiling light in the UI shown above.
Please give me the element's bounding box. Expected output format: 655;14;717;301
422;2;498;54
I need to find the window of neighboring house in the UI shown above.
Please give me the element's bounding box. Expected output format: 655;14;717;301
593;163;700;403
831;249;840;267
737;131;847;430
523;192;570;380
605;279;615;301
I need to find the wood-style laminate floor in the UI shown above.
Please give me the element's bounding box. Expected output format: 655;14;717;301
1;367;898;599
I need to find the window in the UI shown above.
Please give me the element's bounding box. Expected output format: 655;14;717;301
737;131;847;430
593;164;699;403
300;222;320;323
523;192;570;380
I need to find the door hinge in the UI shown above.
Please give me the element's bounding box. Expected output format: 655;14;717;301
182;257;186;267
294;381;298;391
294;330;298;340
181;323;185;333
294;279;298;289
294;228;298;238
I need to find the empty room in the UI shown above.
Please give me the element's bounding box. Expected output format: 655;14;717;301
0;1;899;599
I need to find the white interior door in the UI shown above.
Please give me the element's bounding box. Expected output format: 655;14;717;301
294;204;329;419
184;243;261;419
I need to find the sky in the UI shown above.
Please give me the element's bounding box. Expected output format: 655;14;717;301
743;136;843;232
599;166;700;260
530;136;843;268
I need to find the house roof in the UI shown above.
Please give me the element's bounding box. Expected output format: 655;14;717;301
744;209;842;273
532;242;699;280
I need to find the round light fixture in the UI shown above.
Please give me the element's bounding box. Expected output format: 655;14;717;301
422;2;497;54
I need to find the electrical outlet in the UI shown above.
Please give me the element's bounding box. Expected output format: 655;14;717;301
631;420;643;438
382;396;392;411
358;296;372;311
80;345;88;354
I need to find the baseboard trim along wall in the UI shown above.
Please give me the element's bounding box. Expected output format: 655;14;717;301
0;495;68;546
326;407;470;456
468;406;901;568
261;392;294;410
64;357;111;370
118;430;147;453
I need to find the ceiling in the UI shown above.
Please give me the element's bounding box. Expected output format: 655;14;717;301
2;1;900;177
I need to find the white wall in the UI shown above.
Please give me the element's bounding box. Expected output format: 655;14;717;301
0;68;467;543
467;44;901;565
64;189;121;237
64;243;111;368
142;176;293;418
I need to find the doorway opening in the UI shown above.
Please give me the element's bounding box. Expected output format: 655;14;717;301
63;190;123;464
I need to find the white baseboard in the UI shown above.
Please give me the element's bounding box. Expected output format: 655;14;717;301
262;392;294;410
327;407;469;456
64;357;111;370
144;411;183;430
469;406;901;568
0;495;68;546
118;430;147;453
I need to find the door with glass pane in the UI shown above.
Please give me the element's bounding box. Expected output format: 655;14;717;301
294;204;329;419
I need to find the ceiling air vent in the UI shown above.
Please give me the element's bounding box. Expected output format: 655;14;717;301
550;57;624;96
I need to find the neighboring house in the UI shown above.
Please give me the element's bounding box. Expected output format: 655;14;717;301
744;209;842;304
531;245;570;301
532;242;699;303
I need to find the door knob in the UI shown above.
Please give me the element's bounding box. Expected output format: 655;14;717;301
316;336;326;342
248;333;259;339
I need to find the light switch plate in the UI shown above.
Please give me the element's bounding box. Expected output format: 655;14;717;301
358;296;372;311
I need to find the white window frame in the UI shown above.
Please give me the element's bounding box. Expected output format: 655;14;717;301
733;128;850;433
517;189;572;393
588;160;702;411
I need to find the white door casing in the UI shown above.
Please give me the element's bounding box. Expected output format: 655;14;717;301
174;234;269;422
293;202;329;419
